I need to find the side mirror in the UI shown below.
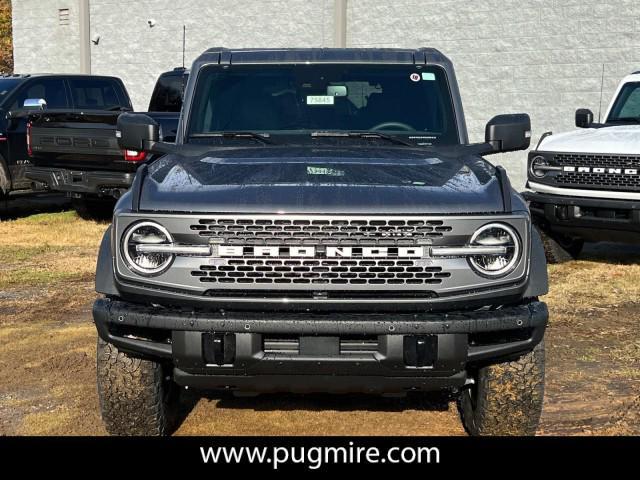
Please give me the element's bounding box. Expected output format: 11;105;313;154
485;113;531;153
116;113;160;151
23;98;47;110
575;108;594;128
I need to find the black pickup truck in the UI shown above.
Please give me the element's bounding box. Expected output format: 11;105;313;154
94;47;548;436
0;74;131;201
23;69;187;219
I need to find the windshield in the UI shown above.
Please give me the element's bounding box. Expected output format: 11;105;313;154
149;72;188;112
607;81;640;123
0;78;22;105
187;64;459;146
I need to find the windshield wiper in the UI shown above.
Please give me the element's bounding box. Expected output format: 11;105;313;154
311;131;415;147
106;105;133;112
190;132;275;145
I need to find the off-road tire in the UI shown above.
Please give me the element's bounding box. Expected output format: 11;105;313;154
96;338;180;436
536;226;583;264
72;196;115;221
458;340;545;436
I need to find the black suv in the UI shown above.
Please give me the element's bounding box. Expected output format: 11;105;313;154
94;48;548;436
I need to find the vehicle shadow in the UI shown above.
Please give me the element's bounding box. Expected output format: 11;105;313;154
0;192;70;220
196;390;453;413
579;242;640;264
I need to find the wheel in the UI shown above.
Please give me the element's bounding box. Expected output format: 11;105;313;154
0;158;10;198
536;226;583;264
71;196;116;221
458;339;545;436
96;337;180;436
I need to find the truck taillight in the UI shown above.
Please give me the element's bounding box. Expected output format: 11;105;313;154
26;121;33;156
124;150;147;162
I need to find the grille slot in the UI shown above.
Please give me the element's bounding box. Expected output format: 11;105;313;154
263;336;379;356
193;259;450;286
552;153;640;192
191;218;452;245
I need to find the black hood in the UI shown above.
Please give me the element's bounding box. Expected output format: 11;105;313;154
139;146;507;214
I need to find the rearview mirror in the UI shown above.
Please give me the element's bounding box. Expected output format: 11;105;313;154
575;108;594;128
23;98;47;110
485;114;531;154
116;113;160;151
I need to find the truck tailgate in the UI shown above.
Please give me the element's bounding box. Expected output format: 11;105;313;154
28;110;130;172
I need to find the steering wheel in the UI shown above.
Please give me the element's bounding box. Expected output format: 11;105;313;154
370;121;414;132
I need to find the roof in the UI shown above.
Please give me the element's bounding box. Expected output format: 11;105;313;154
1;73;122;80
193;47;451;67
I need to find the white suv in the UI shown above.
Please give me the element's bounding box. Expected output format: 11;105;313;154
524;71;640;262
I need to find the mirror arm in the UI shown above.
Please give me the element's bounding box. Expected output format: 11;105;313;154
143;140;177;155
467;142;499;156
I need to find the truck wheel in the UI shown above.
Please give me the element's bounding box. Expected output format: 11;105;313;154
458;340;545;436
72;196;115;221
0;159;10;198
536;226;583;264
96;338;180;436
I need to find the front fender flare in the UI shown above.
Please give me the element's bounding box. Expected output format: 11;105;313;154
95;225;119;296
524;226;549;298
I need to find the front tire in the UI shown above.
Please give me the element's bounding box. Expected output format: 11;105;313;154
536;226;583;264
96;338;180;436
458;340;545;436
72;196;115;221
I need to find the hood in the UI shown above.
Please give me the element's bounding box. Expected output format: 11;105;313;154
138;146;506;214
538;125;640;155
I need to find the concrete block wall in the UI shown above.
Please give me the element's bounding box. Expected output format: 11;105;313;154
89;0;336;110
347;0;640;187
12;0;81;73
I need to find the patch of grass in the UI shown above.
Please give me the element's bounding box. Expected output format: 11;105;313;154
0;267;89;288
0;245;67;263
18;210;78;225
0;211;107;249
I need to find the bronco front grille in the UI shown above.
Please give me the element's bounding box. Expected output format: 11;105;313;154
190;218;453;246
554;153;640;169
192;259;451;285
115;213;531;300
551;153;640;192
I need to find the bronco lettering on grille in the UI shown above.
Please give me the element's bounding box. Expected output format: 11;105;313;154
217;246;426;258
562;166;639;175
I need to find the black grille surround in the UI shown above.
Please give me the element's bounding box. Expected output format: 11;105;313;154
533;152;640;193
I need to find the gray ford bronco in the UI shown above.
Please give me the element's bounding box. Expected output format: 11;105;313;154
94;48;548;436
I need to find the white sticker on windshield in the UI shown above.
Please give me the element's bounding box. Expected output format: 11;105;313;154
422;72;436;81
410;73;421;82
307;95;335;106
307;166;344;176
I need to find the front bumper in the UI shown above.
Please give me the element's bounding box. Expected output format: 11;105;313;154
523;189;640;243
93;298;548;394
25;166;134;197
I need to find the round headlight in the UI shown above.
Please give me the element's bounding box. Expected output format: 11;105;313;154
122;221;174;276
530;156;548;178
469;223;521;277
